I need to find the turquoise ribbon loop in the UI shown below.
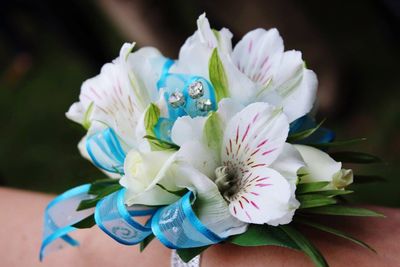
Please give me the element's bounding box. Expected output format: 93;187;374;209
94;189;157;245
86;128;126;174
40;184;93;261
151;191;224;249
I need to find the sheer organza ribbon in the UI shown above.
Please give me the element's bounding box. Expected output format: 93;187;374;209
40;188;224;260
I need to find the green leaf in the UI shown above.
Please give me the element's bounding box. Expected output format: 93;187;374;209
209;48;229;102
156;183;187;197
298;194;337;209
296;182;330;194
139;234;155;252
280;225;328;267
329;151;382;164
144;103;160;134
295;218;375;252
177;246;209;263
88;178;120;195
314;190;353;197
77;183;122;211
72;214;96;229
82;101;94;130
353;175;386;184
302;205;385;217
204;112;223;158
309;138;367;149
229;224;300;249
143;135;180;150
287;119;326;142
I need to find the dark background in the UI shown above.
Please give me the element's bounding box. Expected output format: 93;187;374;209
0;0;399;206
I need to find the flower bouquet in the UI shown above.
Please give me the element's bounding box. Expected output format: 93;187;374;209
40;14;383;267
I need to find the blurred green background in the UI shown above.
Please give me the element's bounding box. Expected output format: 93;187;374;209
0;0;399;206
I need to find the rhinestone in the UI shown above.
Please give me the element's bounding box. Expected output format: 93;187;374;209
188;81;204;99
168;91;185;108
196;98;212;112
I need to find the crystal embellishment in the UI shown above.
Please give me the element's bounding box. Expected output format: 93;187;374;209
196;98;212;112
169;91;185;108
188;81;204;99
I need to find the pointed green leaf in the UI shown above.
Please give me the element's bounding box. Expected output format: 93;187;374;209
140;234;155;252
309;138;367;149
177;246;209;263
143;135;180;150
82;102;94;130
295;218;375;252
297;182;330;194
204;112;223;159
229;224;300;249
72;214;96;229
329;151;382;164
209;48;229;102
298;194;337;209
77;183;122;211
280;225;328;267
314;190;353;197
302;205;385;217
288;119;326;142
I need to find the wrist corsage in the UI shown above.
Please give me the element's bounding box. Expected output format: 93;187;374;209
40;13;384;267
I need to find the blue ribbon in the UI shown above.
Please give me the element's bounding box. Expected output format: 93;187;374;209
86;128;126;174
39;184;93;261
94;189;156;245
41;188;224;259
151;191;224;249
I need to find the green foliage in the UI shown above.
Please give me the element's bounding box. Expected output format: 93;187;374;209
76;179;122;211
204;112;223;159
295;217;375;252
143;135;180;150
287;119;325;142
301;205;385;217
140;234;155;252
72;214;96;229
209;48;229;102
296;182;330;194
329;151;382;164
280;225;328;267
143;103;178;151
176;246;209;263
298;194;338;209
309;138;367;149
229;224;300;249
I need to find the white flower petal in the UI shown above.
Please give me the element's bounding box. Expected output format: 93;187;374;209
294;144;342;183
222;102;289;169
175;140;217;180
171;116;207;146
171;163;248;237
270;143;305;184
232;28;283;87
271;50;318;122
228;167;292;225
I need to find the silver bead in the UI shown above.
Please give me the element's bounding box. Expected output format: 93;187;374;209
168;91;185;108
196;98;212;112
188;81;204;99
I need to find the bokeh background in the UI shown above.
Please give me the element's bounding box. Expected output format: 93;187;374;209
0;0;399;206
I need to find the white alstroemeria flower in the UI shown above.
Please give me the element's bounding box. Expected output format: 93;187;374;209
66;42;167;150
294;145;353;189
174;14;317;123
120;149;180;206
171;100;304;225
